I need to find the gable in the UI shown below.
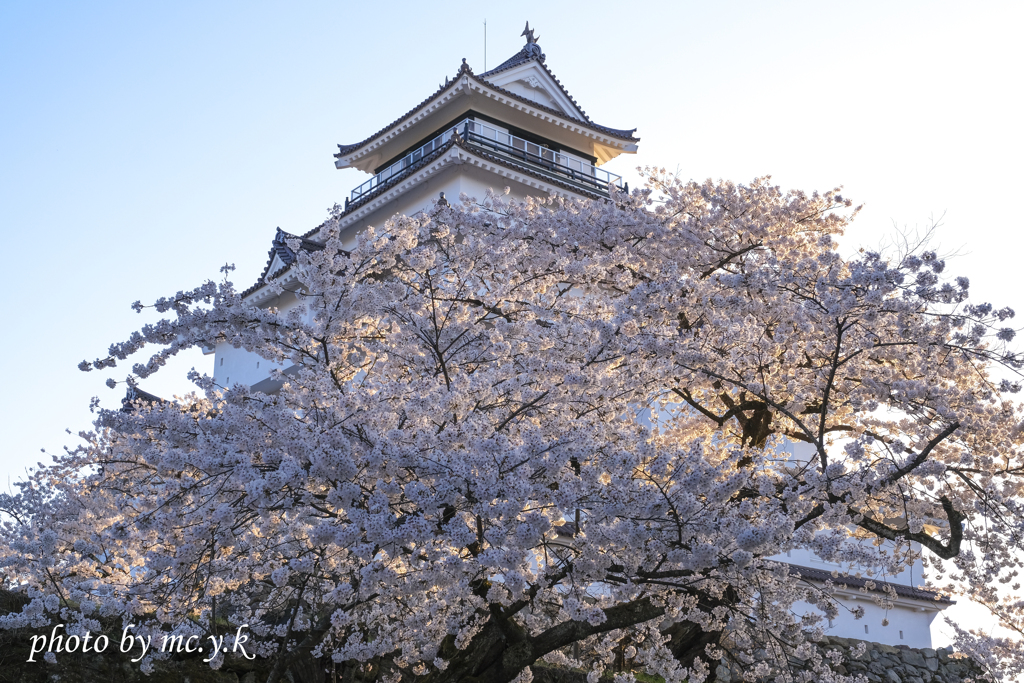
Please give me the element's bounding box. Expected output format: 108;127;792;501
241;228;329;300
266;252;288;278
482;61;587;120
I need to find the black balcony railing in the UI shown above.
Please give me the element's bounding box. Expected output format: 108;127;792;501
348;119;622;204
460;120;622;194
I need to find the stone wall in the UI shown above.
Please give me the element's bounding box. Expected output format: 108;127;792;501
717;636;985;683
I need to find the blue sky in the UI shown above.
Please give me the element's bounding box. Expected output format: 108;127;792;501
1;0;1021;643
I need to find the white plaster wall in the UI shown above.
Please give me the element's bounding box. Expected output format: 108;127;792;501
213;289;304;388
336;163;558;249
788;595;939;648
766;440;945;647
483;64;584;122
213;342;280;388
494;79;561;111
783;545;925;595
780;543;940;648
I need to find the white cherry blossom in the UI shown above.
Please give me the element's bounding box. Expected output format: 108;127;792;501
2;174;1022;682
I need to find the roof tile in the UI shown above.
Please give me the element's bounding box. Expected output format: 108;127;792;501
241;228;328;298
335;51;637;160
243;133;614;299
789;564;954;604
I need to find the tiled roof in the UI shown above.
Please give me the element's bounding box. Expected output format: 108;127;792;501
475;69;637;139
320;133;608;235
121;386;165;413
334;61;474;158
264;228;326;276
480;44;594;126
240;228;328;298
482;45;539;75
789;564;954;604
244;133;613;301
539;535;952;607
245;132;614;296
317;139;464;237
452;135;612;199
334;53;637;160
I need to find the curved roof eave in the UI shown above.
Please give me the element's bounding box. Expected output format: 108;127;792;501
480;46;591;124
334;60;637;162
246;133;616;302
327;134;611;233
241;229;328;299
789;564;955;606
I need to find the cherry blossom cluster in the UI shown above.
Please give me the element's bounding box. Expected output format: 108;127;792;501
2;173;1022;682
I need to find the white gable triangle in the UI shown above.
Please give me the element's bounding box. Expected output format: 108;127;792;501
483;62;586;120
267;253;288;278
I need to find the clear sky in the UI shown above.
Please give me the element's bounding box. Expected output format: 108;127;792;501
1;0;1021;647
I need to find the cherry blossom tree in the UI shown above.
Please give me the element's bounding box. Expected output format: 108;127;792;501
2;174;1022;682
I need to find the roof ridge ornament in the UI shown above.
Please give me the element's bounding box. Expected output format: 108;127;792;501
521;22;544;61
522;21;538;44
